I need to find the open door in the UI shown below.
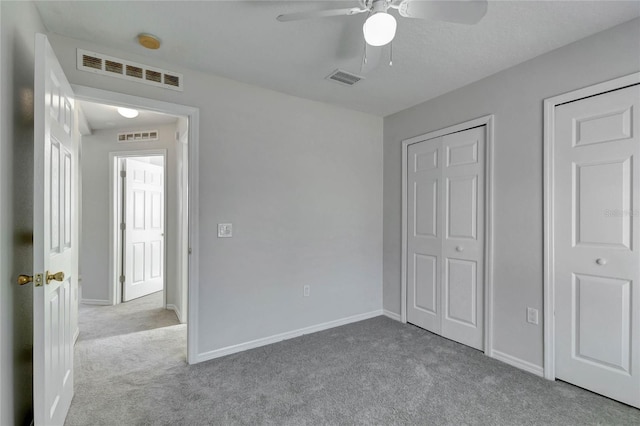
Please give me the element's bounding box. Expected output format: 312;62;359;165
123;158;164;302
33;33;76;425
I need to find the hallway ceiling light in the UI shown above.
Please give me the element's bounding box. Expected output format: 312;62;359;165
117;107;139;118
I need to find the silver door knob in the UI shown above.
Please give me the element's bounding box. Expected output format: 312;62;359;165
456;246;464;252
596;258;607;265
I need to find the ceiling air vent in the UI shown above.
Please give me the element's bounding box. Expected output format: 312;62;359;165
77;49;183;92
117;130;159;143
326;69;364;86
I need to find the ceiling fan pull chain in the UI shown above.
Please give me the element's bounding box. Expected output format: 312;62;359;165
389;41;393;66
363;41;368;64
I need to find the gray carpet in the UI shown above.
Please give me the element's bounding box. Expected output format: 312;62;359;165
66;301;640;425
77;291;179;341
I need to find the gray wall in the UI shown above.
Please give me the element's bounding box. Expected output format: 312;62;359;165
80;124;179;308
48;33;384;355
0;1;46;424
383;18;640;368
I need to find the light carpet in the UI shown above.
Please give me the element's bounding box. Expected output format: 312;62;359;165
66;298;640;425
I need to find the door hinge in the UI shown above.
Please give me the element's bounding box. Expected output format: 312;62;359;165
120;170;126;178
188;247;192;255
120;223;126;231
119;275;125;284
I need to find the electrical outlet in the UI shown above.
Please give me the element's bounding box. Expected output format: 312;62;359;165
303;285;310;297
527;307;539;325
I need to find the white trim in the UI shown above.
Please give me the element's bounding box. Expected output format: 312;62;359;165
543;72;640;381
108;149;167;307
72;84;200;365
166;304;184;324
196;310;383;363
73;327;79;345
383;309;402;322
79;298;111;306
492;350;544;377
400;115;495;357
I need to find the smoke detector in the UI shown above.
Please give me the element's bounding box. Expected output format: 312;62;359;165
138;33;161;50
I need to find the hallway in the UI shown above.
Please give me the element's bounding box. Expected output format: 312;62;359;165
66;292;186;425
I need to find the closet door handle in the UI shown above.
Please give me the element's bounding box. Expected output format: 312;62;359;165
596;258;607;266
456;246;464;252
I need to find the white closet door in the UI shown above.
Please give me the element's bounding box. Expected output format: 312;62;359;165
554;84;640;408
407;136;443;334
407;126;485;350
441;128;485;350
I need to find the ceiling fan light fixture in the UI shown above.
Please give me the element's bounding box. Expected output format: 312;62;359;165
363;12;397;46
117;107;139;119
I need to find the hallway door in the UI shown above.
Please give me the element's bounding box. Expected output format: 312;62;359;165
33;33;76;425
123;158;165;302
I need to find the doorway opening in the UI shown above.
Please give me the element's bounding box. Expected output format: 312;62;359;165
73;90;198;363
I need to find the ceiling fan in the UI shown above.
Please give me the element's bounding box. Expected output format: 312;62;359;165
277;0;489;48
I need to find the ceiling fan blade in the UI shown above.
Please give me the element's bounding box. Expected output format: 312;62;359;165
361;44;383;74
397;0;488;24
277;7;367;22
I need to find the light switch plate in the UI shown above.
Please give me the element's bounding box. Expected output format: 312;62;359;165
527;307;539;325
218;223;232;238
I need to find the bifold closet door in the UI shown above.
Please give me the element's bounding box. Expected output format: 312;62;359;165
407;136;444;334
554;84;640;408
407;127;485;350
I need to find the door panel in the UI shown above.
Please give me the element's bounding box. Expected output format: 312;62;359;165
446;176;477;239
407;137;442;333
445;258;477;326
574;159;631;248
414;254;438;314
441;128;484;349
554;84;640;408
415;180;438;237
34;33;76;425
573;274;630;372
407;126;485;350
123;158;165;302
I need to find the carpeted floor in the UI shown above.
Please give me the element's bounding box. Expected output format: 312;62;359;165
66;298;640;425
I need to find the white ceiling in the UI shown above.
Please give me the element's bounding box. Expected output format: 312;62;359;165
78;100;178;131
36;1;640;117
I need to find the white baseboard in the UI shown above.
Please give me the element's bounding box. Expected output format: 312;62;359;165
80;298;111;306
383;309;402;322
166;304;184;323
195;309;384;364
491;349;544;377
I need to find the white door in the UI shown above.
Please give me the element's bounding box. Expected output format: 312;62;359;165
123;158;164;302
554;84;640;408
407;136;443;334
407;126;485;350
33;33;76;425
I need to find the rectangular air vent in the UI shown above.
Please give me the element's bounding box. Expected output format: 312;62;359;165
326;69;364;86
117;130;159;143
77;49;183;91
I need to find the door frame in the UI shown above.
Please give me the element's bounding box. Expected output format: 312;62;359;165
542;72;640;380
110;150;168;306
73;85;200;364
400;114;495;355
